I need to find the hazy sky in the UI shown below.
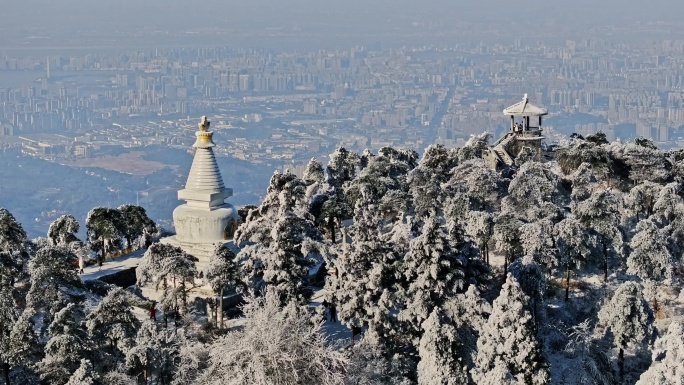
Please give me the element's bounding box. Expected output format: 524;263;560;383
2;0;684;51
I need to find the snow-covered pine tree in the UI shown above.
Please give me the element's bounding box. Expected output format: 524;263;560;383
205;243;240;326
493;213;523;273
37;303;91;385
6;310;41;374
400;214;468;338
569;162;599;203
636;320;684;385
303;157;328;205
624;181;662;221
449;158;500;211
519;218;557;268
47;214;81;247
501;161;558;221
610;140;672;184
573;190;622;281
236;171;323;305
564;320;615;385
200;291;347;385
86;207;125;264
327;147;360;190
137;242;197;315
598;281;653;382
556;138;612;179
442;285;491;381
303;157;326;186
508;257;547;324
464;210;493;265
653;182;684;225
408;144;458;218
65;359;100;385
117;205;156;250
343;148;413;221
126;320;180;384
472;274;548;385
0;208;27;255
0;282;17;385
417;307;467;385
86;288;141;372
0;208;28;284
27;245;83;317
627;219;676;282
327;193;399;346
554;216;592;301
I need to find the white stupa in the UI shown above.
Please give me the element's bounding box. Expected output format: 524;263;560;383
162;116;238;270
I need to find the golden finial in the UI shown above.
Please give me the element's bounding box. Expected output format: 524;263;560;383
199;116;210;132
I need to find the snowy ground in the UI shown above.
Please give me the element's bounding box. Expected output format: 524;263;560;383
311;288;353;346
81;249;146;281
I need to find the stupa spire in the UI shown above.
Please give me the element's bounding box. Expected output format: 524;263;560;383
178;116;232;208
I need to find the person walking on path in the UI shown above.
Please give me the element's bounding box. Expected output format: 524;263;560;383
329;303;337;323
322;299;330;322
78;255;85;275
149;304;156;321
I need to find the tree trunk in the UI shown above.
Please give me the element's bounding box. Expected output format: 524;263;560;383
220;287;224;329
3;361;10;385
565;263;571;302
603;241;608;282
328;216;336;244
618;347;625;383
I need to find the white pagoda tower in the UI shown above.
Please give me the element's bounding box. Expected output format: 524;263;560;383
163;116;238;269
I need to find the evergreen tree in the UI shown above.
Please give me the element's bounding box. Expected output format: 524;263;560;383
624;181;662;221
464;210;493;265
117;205;156;250
501;161;558;221
443;286;491;381
409;144;458;218
598;282;653;382
65;359;100;385
255;216;321;303
200;292;347;385
449;158;500;211
472;274;548;385
519;219;557;267
37;303;91;385
205;244;241;326
0;208;27;255
47;214;81;247
27;245;83;317
6;311;41;375
627;219;676;282
400;214;468;337
0;208;27;284
303;157;326;186
636;320;684;385
137;243;197;315
493;213;523;272
327;194;399;344
573;190;622;281
326;147;360;189
554;216;592;301
86;207;125;264
0;282;17;385
86;288;141;372
417;308;467;385
126;320;180;384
